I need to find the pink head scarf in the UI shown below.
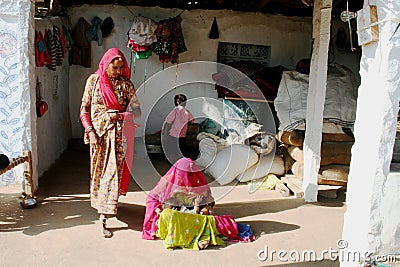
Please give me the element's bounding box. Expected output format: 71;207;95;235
142;157;214;240
95;48;131;111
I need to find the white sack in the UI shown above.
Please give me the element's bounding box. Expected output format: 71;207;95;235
206;144;258;185
236;155;285;182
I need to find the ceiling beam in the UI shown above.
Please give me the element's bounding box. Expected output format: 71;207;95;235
256;0;272;9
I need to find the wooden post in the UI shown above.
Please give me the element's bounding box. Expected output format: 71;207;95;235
302;0;332;202
22;150;34;197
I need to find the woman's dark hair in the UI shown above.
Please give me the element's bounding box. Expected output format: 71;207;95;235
174;94;187;107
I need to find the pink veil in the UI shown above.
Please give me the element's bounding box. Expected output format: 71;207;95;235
95;48;130;111
142;157;214;240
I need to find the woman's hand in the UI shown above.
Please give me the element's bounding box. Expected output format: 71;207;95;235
89;131;98;146
194;195;202;206
107;110;120;121
155;208;162;215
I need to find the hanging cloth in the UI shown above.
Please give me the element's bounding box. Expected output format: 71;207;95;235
208;17;219;39
85;16;103;46
154;15;187;64
55;25;67;57
53;26;64;65
35;30;51;67
62;25;74;50
70;17;92;68
45;29;57;71
128;15;158;46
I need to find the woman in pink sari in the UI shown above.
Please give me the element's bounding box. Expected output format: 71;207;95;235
142;157;255;249
80;48;141;238
142;157;214;240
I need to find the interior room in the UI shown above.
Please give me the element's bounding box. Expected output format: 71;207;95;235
1;0;400;266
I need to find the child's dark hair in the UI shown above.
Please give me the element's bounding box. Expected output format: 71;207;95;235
174;94;187;107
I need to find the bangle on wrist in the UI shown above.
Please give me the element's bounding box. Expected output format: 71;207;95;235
86;126;94;133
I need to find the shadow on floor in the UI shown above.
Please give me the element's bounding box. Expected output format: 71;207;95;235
215;198;306;219
0;192;146;236
238;220;300;237
0;148;342;240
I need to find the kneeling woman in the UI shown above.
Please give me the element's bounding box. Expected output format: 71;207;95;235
142;157;255;250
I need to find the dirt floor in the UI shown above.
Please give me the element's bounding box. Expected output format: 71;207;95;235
0;148;347;267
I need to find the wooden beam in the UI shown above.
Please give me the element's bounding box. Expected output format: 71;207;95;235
256;0;272;9
302;0;332;202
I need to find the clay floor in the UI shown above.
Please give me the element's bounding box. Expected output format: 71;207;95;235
0;147;349;267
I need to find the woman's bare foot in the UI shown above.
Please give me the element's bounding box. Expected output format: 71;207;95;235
100;214;113;238
198;240;209;250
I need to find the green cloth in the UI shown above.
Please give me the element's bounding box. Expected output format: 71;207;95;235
156;209;226;250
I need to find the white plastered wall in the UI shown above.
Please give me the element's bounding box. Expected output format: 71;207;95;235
67;5;316;138
0;0;36;188
341;0;400;265
34;17;73;177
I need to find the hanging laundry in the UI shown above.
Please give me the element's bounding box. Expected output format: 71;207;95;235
128;15;158;46
127;15;158;75
209;17;219;39
154;15;187;64
62;25;74;50
52;26;64;66
45;29;57;71
35;30;51;67
127;41;152;60
101;17;114;38
55;25;66;57
85;16;103;46
70;17;91;68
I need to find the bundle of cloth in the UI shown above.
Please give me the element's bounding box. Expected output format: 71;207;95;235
142;157;255;250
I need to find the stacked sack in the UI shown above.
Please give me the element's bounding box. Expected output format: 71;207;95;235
196;132;285;186
277;130;354;186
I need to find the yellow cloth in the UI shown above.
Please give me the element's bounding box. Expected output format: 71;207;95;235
248;174;282;191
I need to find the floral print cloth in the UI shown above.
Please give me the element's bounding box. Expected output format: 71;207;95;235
80;73;140;215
